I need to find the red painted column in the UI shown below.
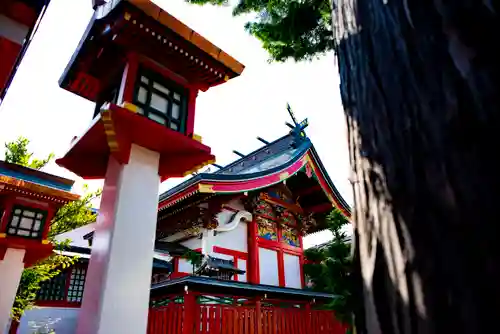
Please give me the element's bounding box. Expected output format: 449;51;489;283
277;250;285;287
0;198;14;232
121;53;139;104
248;218;259;284
41;206;56;240
183;290;196;334
186;88;198;137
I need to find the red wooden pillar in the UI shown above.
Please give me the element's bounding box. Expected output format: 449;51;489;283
255;298;262;334
0;198;14;232
305;302;312;334
186;88;198;137
248;218;260;284
41;206;56;240
183;290;196;334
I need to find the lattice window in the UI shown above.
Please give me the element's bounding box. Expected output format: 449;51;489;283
134;69;188;133
38;272;68;302
67;267;87;302
6;205;46;239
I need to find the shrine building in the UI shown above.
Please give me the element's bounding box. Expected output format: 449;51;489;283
17;123;351;334
5;0;352;332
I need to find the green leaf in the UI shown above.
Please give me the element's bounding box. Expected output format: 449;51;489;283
4;136;54;170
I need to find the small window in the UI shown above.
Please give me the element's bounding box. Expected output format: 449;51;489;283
133;69;188;133
67;267;87;303
7;206;46;239
38;271;68;302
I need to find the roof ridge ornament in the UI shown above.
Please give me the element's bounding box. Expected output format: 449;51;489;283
286;103;309;144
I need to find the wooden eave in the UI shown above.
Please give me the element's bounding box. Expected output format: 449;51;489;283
60;0;244;100
0;175;80;204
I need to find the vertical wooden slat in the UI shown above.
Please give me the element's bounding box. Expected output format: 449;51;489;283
262;310;267;334
208;307;215;334
281;309;287;334
268;309;273;334
310;311;316;334
221;309;226;334
256;302;262;334
274;309;280;334
171;306;177;334
160;308;166;334
243;308;250;334
228;308;234;334
234;308;239;334
261;309;266;334
239;309;244;334
202;306;209;334
293;310;300;334
300;309;307;334
168;306;174;334
214;306;221;334
178;305;183;334
249;309;255;334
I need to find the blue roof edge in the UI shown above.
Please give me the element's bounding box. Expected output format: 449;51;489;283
151;275;337;300
158;137;311;201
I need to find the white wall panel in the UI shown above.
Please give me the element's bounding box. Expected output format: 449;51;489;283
283;253;301;288
237;259;247;282
258;248;279;286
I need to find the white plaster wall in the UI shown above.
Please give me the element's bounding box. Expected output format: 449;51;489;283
18;308;79;334
212;198;248;253
237;260;247;282
258;248;279;286
180;237;202;250
213;221;247;253
55;224;95;248
283;253;302;289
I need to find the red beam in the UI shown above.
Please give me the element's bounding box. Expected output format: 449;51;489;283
304;203;333;214
295;185;322;197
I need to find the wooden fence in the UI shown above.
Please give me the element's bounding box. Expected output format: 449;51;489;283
148;304;184;334
148;304;346;334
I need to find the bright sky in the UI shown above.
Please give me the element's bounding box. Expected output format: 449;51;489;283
0;0;352;247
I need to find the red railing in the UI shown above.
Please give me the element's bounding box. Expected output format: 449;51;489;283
148;304;346;334
148;304;184;334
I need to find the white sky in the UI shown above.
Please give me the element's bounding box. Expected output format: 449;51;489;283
0;0;352;247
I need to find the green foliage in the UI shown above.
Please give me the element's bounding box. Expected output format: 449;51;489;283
184;249;203;267
185;0;332;62
3;137;100;321
4;137;55;170
48;185;101;238
12;240;78;321
304;208;353;327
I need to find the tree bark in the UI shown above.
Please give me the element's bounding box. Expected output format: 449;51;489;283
332;0;500;333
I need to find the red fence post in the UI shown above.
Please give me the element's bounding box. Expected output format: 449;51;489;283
183;291;196;334
256;299;262;334
305;303;312;334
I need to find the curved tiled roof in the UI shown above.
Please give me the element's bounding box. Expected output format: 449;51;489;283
158;130;351;217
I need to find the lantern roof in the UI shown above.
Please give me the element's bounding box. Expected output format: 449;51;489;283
0;160;79;204
59;0;244;101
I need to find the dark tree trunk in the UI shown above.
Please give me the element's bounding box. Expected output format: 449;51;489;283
332;0;500;333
